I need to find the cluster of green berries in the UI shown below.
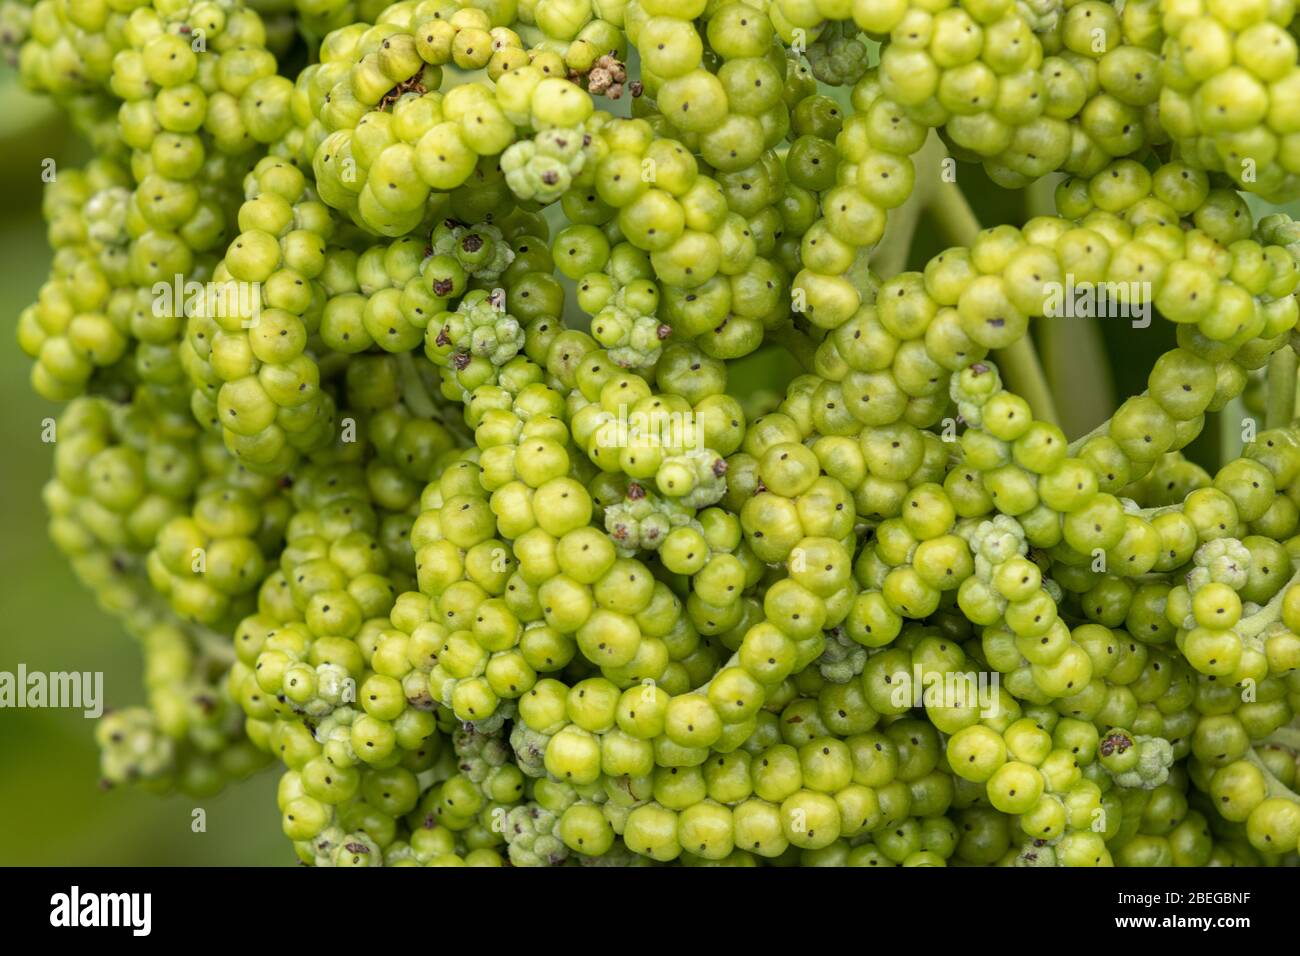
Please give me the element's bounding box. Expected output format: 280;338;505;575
501;125;595;204
1160;0;1300;201
45;395;271;793
16;0;1300;868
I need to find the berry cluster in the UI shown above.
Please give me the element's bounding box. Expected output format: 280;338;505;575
10;0;1300;867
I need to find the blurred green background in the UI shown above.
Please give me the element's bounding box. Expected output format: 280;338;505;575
0;74;284;866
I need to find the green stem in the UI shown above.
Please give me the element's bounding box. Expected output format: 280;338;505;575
1065;345;1278;456
846;245;879;302
1266;345;1297;431
929;178;982;247
994;337;1061;427
1264;726;1300;752
691;652;740;695
872;188;924;279
397;352;440;419
1220;393;1246;471
1245;747;1300;801
1039;315;1115;440
191;622;237;667
768;322;819;373
1236;566;1300;640
1066;387;1157;455
928;179;1058;425
1030;173;1115;439
1025;173;1060;221
1135;501;1185;520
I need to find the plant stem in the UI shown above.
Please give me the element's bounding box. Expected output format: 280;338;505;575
846;244;878;302
1220;393;1246;471
1236;566;1300;639
1265;727;1300;752
928;179;1060;424
1266;345;1297;430
397;352;440;420
1064;392;1131;453
994;337;1060;426
691;652;740;695
1032;169;1115;439
1039;318;1115;438
1246;747;1300;801
768;322;819;373
872;188;924;280
1025;173;1060;220
191;621;236;667
929;179;982;247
